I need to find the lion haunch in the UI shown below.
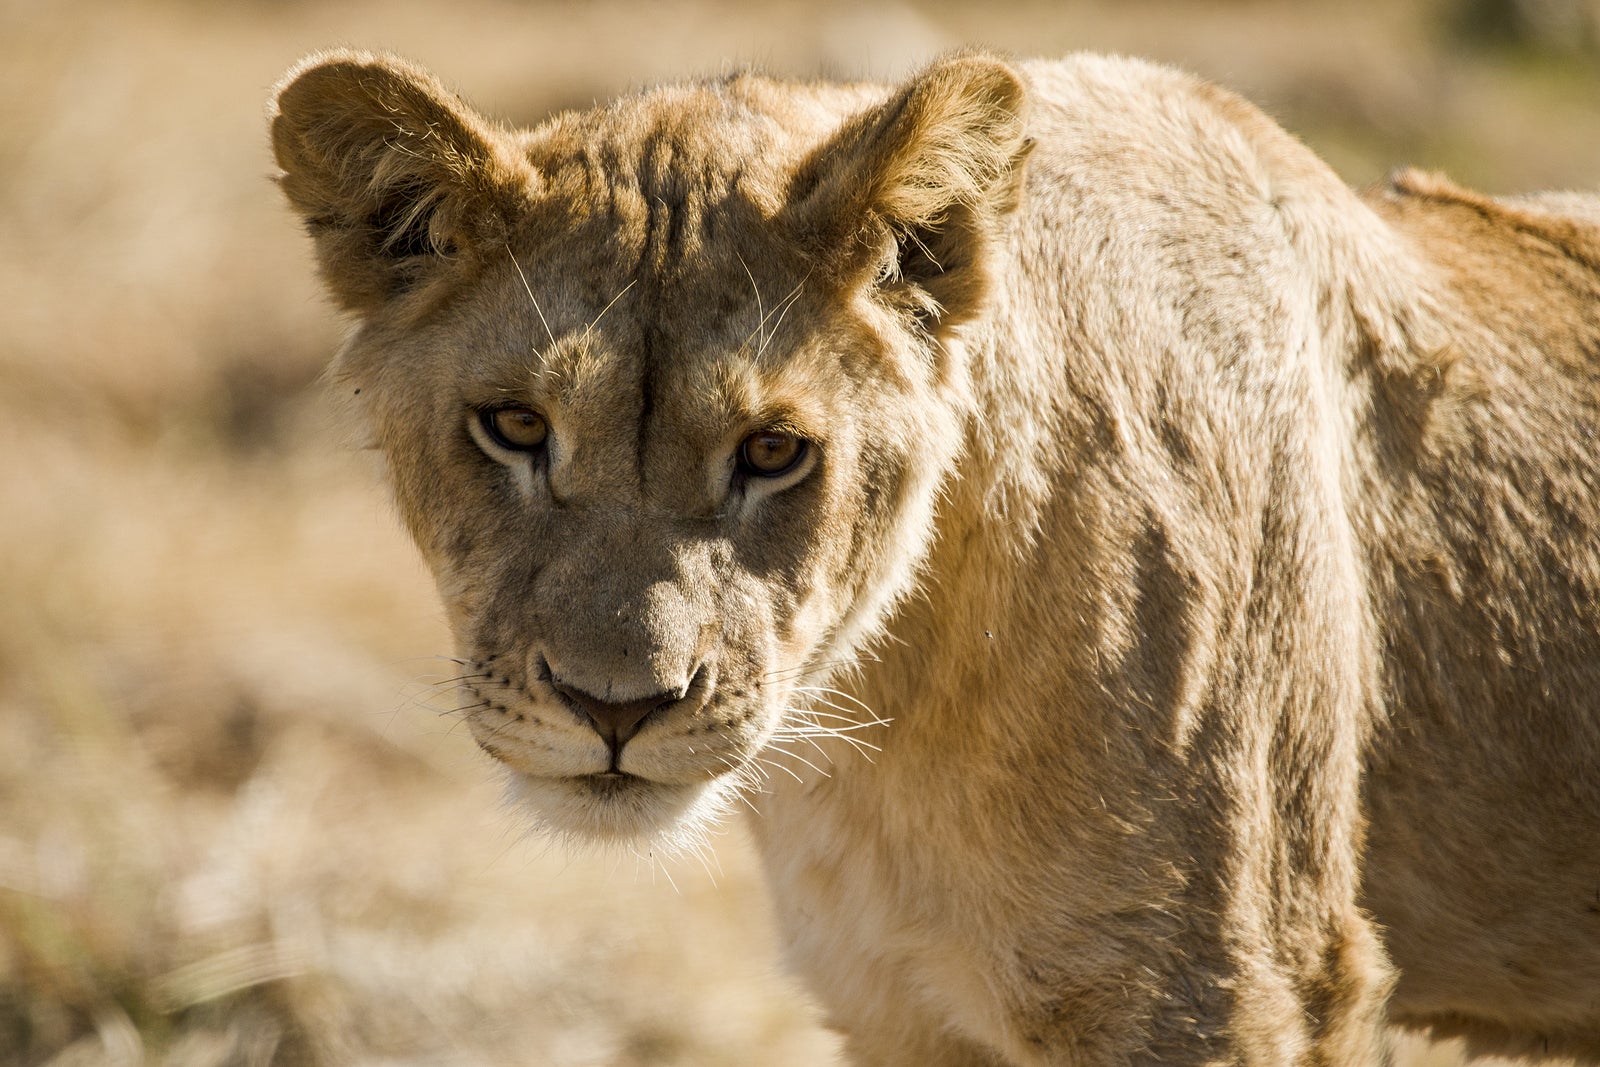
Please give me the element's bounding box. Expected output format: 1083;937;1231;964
272;49;1600;1066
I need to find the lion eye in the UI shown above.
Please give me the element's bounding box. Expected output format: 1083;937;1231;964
738;429;807;477
482;406;548;451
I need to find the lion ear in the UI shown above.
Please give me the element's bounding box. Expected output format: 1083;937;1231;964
788;54;1033;330
270;51;531;313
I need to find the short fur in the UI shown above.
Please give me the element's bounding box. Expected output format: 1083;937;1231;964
271;50;1600;1066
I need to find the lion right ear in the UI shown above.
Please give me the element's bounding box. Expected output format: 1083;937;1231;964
270;51;531;314
786;54;1032;332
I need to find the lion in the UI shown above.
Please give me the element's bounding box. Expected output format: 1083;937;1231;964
270;49;1600;1065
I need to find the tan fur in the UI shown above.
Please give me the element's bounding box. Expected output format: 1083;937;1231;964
271;50;1600;1066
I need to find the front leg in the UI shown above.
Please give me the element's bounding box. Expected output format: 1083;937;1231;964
997;901;1394;1066
818;903;1392;1067
838;1008;1011;1067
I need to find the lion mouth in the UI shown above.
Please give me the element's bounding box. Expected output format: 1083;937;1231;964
503;767;739;847
576;770;644;791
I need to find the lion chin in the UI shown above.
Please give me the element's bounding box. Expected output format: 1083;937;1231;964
501;771;738;851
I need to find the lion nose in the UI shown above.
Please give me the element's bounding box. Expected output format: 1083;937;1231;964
550;676;681;749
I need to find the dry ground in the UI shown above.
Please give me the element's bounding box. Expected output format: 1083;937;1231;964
2;1;1596;1064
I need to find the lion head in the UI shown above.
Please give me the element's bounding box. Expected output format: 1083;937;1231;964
271;51;1030;846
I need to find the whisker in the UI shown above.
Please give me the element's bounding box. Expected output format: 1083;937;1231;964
786;710;888;731
760;658;862;685
781;695;888;748
582;278;637;342
755;276;809;361
427;673;491;688
789;714;891;746
633;842;682;895
506;242;557;351
771;747;831;780
780;694;883;726
770;728;826;751
771;728;837;764
396;683;483;719
721;778;764;816
716;753;771;795
677;834;723;886
788;685;882;719
787;693;891;736
764;276;807;327
784;730;880;761
755;756;806;784
736;252;767;351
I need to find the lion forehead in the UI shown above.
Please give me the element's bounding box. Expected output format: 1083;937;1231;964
522;88;790;269
527;74;884;215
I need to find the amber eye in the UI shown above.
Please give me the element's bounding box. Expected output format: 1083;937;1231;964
481;406;548;452
738;429;807;477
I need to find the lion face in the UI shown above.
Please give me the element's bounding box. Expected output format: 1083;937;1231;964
272;51;1028;844
364;244;959;844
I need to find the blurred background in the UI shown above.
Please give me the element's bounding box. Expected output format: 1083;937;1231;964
1;0;1596;1064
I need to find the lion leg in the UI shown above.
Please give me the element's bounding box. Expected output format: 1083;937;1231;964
993;911;1393;1066
1295;913;1396;1066
806;951;1013;1066
1122;856;1396;1065
1185;909;1395;1067
839;1020;1010;1067
982;737;1397;1063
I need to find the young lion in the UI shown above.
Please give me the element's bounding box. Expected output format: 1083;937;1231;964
271;49;1600;1066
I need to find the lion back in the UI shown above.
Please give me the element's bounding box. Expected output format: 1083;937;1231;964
1357;169;1600;1060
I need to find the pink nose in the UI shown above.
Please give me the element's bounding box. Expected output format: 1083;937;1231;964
550;677;680;749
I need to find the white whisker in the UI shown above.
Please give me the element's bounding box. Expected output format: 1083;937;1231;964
789;684;881;718
506;242;557;350
756;755;805;784
736;252;766;351
583;278;637;342
767;741;832;779
774;727;837;763
790;719;888;753
755;277;808;360
632;841;682;894
778;724;881;763
787;705;889;730
715;753;771;797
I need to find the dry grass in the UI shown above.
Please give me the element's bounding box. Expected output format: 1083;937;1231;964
2;1;1595;1063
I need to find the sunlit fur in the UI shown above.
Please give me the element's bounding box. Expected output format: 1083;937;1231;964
275;50;1600;1067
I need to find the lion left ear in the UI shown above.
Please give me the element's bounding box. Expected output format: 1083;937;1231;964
270;50;533;314
786;54;1033;330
